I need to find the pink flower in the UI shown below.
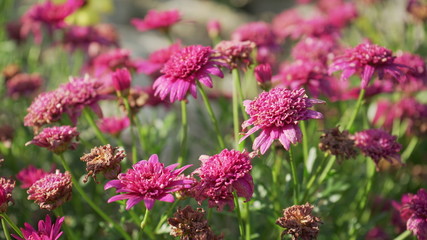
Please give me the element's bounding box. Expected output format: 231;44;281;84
255;64;272;84
111;68;132;91
240;88;324;154
12;215;64;240
272;9;303;42
87;48;139;78
98;116;130;136
329;43;407;89
393;52;427;93
352;129;402;169
291;37;338;64
207;20;221;39
26;126;79;154
24;91;65;130
153;45;226;103
193;149;254;211
326;2;358;28
104;154;193;210
27;170;72;211
6;73;43;99
214;40;256;70
0;177;15;213
16;165;50;189
136;42;182;78
131;9;181;33
365;227;391;240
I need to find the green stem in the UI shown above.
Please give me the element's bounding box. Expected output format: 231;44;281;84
140;209;150;230
402;136;418;162
83;108;108;145
233;192;245;240
178;101;188;166
1;218;11;240
197;81;225;149
346;89;366;131
57;154;131;240
232;69;241;150
117;91;138;164
289;147;299;205
244;202;251;240
393;230;412;240
271;148;282;213
0;214;23;239
53;208;76;240
300;121;309;166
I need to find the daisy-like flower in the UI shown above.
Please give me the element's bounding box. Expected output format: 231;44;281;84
27;170;72;211
26;126;79;154
192;149;254;211
16;165;50;189
6;73;43;99
352;129;402;169
131;9;181;33
0;177;15;213
329;43;407;89
137;42;181;78
214;40;256;70
12;215;64;240
104;154;193;210
153;45;226;103
97;116;130;137
240;88;324;154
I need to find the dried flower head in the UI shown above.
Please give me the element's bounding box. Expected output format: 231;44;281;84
319;127;358;160
2;64;21;81
26;126;79;154
97;116;130;137
27;170;72;211
131;9;181;33
352;129;402;170
6;73;43;98
0;125;14;148
0;177;15;213
215;40;255;70
105;154;193;210
168;206;223;240
240;88;324;154
80;144;126;183
24;90;65;130
16;165;50;189
12;215;64;240
276;203;322;240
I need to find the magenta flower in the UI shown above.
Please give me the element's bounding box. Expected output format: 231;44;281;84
97;116;130;136
255;63;272;84
6;73;43;99
153;45;226;103
12;215;64;240
111;68;132;91
131;9;181;33
272;9;303;42
193;149;254;211
88;48;139;78
393;52;427;93
329;43;407;88
291;37;337;64
240;88;324;154
104;154;193;210
352;129;402;169
0;177;15;213
16;165;50;189
26;126;79;154
136;42;181;78
326;2;358;28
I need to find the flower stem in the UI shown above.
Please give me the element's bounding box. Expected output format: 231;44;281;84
393;230;412;240
0;214;23;239
346;89;365;131
1;218;11;240
57;154;131;240
196;81;225;149
83;108;108;145
53;207;77;240
300;121;309;165
233;191;245;240
178;100;188;166
402;136;418;162
140;209;150;230
289;147;299;205
232;69;242;150
244;202;251;240
117;91;138;164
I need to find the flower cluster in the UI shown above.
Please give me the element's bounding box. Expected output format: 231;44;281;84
12;215;64;240
26;126;79;154
0;177;15;213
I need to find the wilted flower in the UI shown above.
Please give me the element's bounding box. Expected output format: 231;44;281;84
111;68;132;91
2;64;21;81
240;88;324;154
329;43;407;89
0;125;14;148
12;215;64;240
0;177;15;213
27;170;72;211
352;129;402;170
193;149;254;211
105;154;193;210
16;165;50;189
168;206;223;240
153;45;226;103
407;0;427;21
319;127;358;160
98;116;130;136
215;40;255;70
136;42;181;78
131;9;181;33
26;126;79;154
80;144;126;183
6;73;43;98
276;203;322;240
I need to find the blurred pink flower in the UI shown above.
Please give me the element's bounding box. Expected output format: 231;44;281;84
193;149;254;211
207;20;221;39
16;165;50;189
24;90;65;130
6;73;43;99
153;45;226;102
255;63;272;84
240;88;324;154
291;37;338;64
272;9;303;42
131;9;181;33
12;215;64;240
26;126;79;154
215;40;256;70
136;42;182;78
98;116;130;136
393;52;427;93
326;2;358;28
87;48;139;77
365;227;391;240
111;68;132;91
105;154;193;210
0;177;15;213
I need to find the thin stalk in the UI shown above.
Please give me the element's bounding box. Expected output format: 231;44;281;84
178;101;188;166
57;154;131;240
117;91;138;164
233;192;245;240
233;69;247;121
196;81;225;149
0;214;23;239
289;147;299;204
244;202;251;240
232;69;241;150
300;121;309;166
345;89;366;131
271;148;282;213
1;218;11;240
393;230;412;240
140;209;150;230
402;137;418;161
83;108;108;145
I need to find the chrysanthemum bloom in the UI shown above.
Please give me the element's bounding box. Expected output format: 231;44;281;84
393;52;427;93
0;177;15;213
153;45;226;103
0;125;14;148
255;63;272;84
352;129;402;169
214;40;256;70
271;9;303;42
111;68;132;91
6;73;43;98
137;42;181;78
276;203;322;240
329;43;407;89
319;127;358;160
27;170;72;211
240;88;324;154
97;116;130;137
192;149;254;211
12;215;64;240
168;206;223;240
80;144;126;183
274;60;333;98
131;9;181;33
16;165;50;189
26;126;79;154
291;37;337;65
105;154;193;210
